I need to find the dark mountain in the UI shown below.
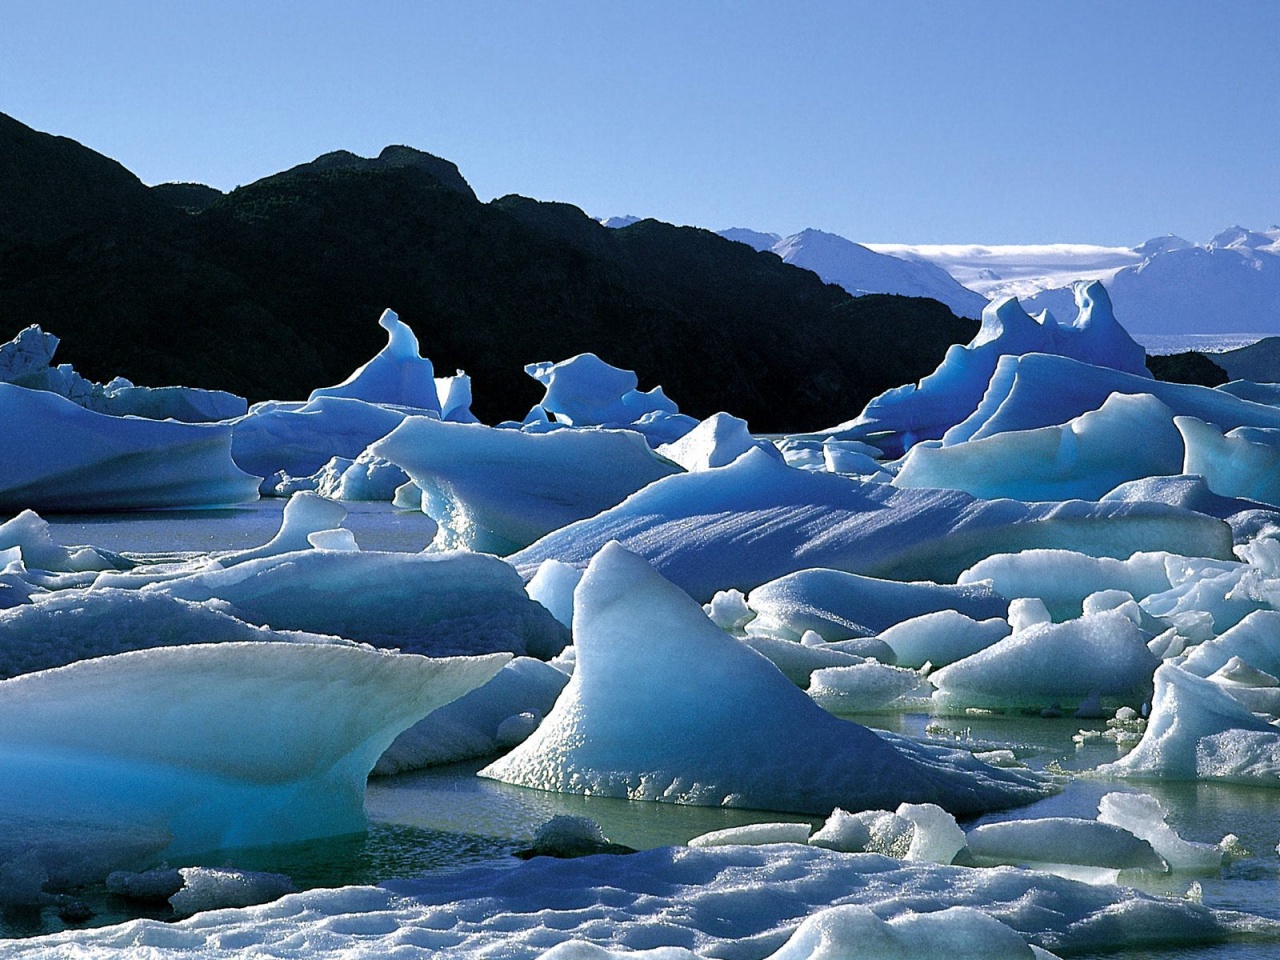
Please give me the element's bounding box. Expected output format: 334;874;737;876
151;181;224;214
1146;351;1228;387
0;113;977;431
0;111;181;250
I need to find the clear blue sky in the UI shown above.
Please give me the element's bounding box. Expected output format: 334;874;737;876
4;1;1278;245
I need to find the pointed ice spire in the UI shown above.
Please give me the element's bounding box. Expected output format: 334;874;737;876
309;309;441;413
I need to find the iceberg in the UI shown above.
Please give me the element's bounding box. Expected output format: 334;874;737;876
526;352;675;427
893;393;1185;502
742;567;1008;641
0;643;507;865
0;324;246;422
0;383;261;511
510;448;1234;601
147;547;569;658
1097;664;1280;783
1178;417;1280;507
930;609;1158;714
372;416;681;553
962;818;1166;874
309;308;442;413
655;411;779;471
482;543;1047;816
945;352;1280;446
230;396;411;480
819;282;1148;456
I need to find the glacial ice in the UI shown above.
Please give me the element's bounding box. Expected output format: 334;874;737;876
892;392;1185;502
372;415;681;553
230;396;411;480
819;282;1148;455
944;351;1280;446
0;384;261;511
510;447;1233;601
309;308;442;413
0;324;246;422
148;546;569;658
931;609;1158;714
372;655;569;774
0;643;507;869
741;567;1007;641
655;411;779;470
1097;664;1280;783
482;543;1047;816
963;818;1166;873
878;610;1011;669
10;844;1248;958
526;352;676;427
1096;791;1225;872
1178;416;1280;507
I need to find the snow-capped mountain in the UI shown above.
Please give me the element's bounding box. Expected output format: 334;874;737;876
760;229;989;320
874;227;1280;335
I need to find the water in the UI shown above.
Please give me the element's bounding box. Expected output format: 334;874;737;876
16;509;1280;956
1134;333;1272;356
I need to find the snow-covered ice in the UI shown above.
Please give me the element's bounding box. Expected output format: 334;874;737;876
373;416;681;553
511;447;1233;601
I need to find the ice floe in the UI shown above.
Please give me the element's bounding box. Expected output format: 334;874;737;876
482;543;1047;815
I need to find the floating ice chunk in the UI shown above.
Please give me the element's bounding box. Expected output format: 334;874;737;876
1007;597;1053;632
309;309;441;413
372;417;681;554
964;818;1165;873
1142;563;1264;636
295;452;410;501
822;439;890;477
818;282;1148;457
894;393;1184;502
0;509;128;573
307;528;359;551
513;449;1231;602
655;412;778;470
1097;664;1280;783
688;822;812;848
896;802;966;864
1180;610;1280;678
1179;416;1280;507
1102;475;1280;545
0;643;507;868
1097;792;1225;872
745;567;1006;642
526;558;584;629
231;396;412;480
741;634;868;686
525;353;677;427
960;549;1176;620
16;843;1243;958
435;369;479;423
808;661;924;713
931;610;1157;714
105;867;184;902
769;904;1050;960
169;867;296;917
0;819;172;905
879;610;1011;669
150;548;569;658
704;587;755;633
482;543;1047;816
217;492;348;565
373;656;569;774
946;352;1280;447
808;808;913;856
0;588;346;679
0;384;260;511
0;325;246;422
